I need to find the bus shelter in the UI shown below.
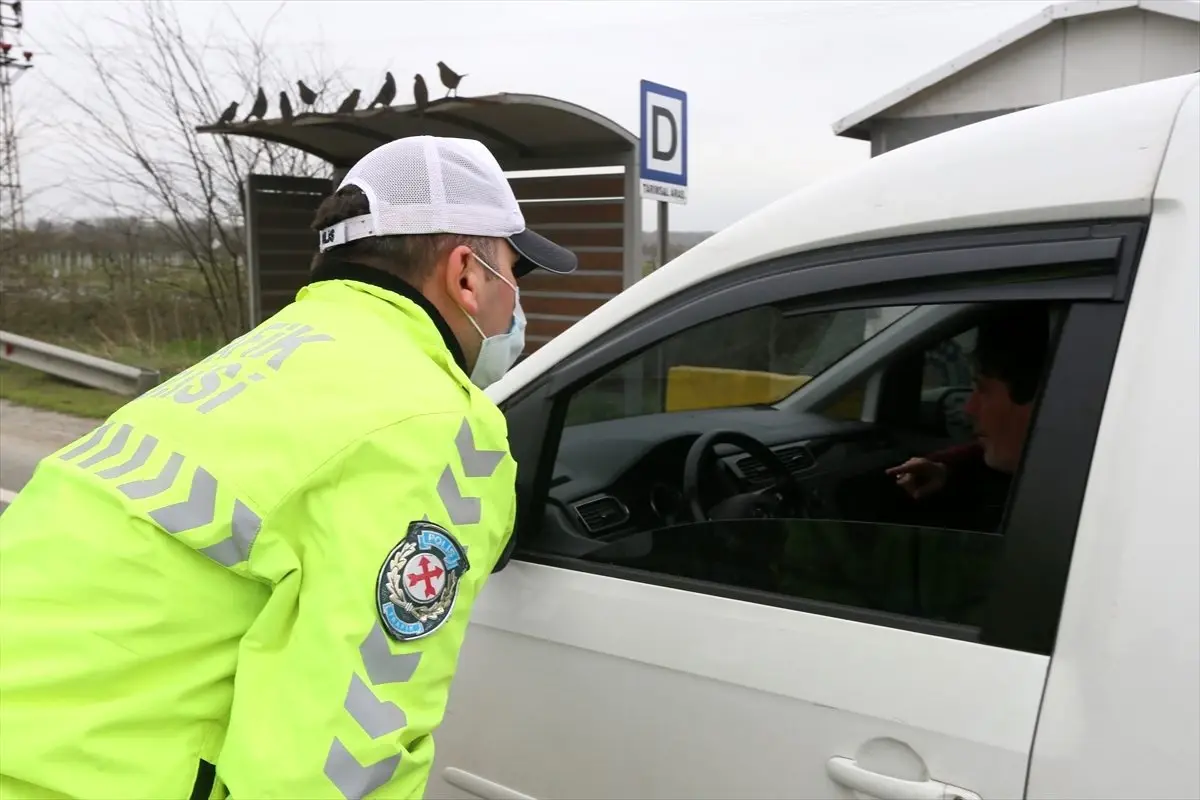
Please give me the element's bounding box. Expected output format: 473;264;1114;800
197;92;643;354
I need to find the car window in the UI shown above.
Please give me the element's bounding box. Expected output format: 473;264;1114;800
563;304;915;427
506;223;1142;654
524;294;1069;645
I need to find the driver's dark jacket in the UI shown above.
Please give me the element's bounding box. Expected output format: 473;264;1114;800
928;442;1011;532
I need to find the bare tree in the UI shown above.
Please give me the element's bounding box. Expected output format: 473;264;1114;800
43;0;348;342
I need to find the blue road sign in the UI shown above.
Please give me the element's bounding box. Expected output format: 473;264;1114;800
639;79;688;205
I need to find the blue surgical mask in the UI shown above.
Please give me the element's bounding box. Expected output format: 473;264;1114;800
463;253;526;390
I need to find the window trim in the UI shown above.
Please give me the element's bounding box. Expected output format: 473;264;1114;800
980;302;1136;653
501;220;1147;652
544;220;1142;395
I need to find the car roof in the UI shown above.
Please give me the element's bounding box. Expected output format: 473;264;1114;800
495;73;1200;400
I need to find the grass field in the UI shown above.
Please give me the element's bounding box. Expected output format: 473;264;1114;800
0;338;216;420
0;361;128;419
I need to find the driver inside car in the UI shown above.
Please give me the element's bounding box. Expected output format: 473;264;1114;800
886;302;1052;532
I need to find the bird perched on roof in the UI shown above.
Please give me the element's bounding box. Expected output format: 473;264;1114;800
437;61;466;97
244;87;267;122
413;74;429;115
279;91;294;122
336;88;361;114
216;101;238;125
297;80;318;108
368;72;396;109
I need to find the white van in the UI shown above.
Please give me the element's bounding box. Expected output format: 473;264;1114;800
428;73;1200;800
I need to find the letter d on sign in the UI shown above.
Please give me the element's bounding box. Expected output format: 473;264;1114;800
652;107;677;161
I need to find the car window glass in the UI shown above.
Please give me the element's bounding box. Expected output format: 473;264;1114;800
582;519;1002;627
530;296;1063;643
565;305;915;427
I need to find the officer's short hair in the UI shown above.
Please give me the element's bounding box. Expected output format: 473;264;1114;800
309;185;499;284
971;302;1051;406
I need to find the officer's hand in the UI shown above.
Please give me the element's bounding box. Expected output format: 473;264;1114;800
885;457;948;500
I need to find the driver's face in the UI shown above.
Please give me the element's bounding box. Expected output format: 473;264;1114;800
965;374;1032;474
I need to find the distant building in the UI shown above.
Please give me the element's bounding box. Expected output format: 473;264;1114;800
834;0;1199;156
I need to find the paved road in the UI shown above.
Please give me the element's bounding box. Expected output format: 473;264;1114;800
0;399;100;514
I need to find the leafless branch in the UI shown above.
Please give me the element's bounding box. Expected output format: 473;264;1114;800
36;0;350;342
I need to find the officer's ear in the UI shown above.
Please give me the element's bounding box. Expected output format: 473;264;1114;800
441;243;485;316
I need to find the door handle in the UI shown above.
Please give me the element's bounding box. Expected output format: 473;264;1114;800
441;768;537;800
826;756;981;800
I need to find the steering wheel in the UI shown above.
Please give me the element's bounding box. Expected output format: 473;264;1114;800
681;430;808;523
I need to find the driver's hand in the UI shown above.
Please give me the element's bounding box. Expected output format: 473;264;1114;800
886;457;948;500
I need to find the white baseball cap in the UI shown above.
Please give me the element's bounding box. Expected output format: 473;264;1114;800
317;135;577;277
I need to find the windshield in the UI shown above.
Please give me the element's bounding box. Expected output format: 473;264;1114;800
565;304;916;427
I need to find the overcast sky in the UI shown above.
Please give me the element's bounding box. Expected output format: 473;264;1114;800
16;0;1061;232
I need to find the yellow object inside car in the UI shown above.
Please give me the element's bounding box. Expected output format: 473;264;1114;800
664;365;864;420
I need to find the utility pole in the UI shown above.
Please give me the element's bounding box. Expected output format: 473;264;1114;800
1;0;33;252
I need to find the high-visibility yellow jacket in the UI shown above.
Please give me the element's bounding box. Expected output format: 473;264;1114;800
0;263;518;800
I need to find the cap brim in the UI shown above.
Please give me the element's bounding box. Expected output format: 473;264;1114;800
508;229;578;278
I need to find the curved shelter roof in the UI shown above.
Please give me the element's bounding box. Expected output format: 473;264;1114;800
196;93;638;171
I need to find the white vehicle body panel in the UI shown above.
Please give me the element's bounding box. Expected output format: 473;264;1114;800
1026;82;1200;800
490;73;1194;405
436;566;1046;799
425;74;1200;800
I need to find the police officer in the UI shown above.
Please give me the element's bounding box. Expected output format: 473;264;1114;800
0;136;577;799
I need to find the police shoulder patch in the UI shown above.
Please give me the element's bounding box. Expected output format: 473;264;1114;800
376;520;470;642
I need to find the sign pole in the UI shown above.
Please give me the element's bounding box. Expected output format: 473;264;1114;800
639;78;688;270
638;79;688;413
657;201;669;268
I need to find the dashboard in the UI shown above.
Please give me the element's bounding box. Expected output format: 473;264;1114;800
539;406;915;553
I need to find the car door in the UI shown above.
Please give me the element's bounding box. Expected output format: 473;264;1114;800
426;222;1144;800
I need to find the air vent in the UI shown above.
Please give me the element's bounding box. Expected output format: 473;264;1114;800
736;444;816;486
572;495;630;534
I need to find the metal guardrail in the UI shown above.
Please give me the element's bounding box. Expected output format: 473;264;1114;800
0;330;161;396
